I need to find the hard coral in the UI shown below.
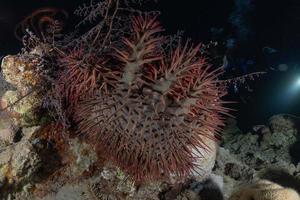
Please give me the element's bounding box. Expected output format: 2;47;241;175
75;14;229;182
1;55;42;93
229;180;300;200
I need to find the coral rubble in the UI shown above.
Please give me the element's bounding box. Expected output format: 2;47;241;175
213;116;300;198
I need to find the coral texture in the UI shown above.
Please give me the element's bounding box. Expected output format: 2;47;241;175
75;15;229;182
214;116;300;198
229;180;300;200
1;54;45;126
0;131;42;199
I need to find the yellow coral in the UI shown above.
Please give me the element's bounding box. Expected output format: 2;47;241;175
229;180;300;200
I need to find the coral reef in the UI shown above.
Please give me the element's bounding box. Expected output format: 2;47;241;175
1;0;292;199
0;126;42;199
1;55;42;92
268;114;298;133
1;77;299;200
222;116;298;172
1;53;44;126
0;112;19;145
213;116;300;198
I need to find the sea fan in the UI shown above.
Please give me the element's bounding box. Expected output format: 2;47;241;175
75;14;229;182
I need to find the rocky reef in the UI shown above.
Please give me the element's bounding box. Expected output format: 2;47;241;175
214;115;300;199
1;53;43;127
0;50;220;199
0;0;299;199
0;49;299;199
229;180;300;200
0;51;300;199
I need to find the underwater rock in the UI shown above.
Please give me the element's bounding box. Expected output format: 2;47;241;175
39;182;91;200
216;114;300;198
190;138;218;182
0;126;218;199
22;126;41;140
7;141;41;181
229;179;300;200
131;182;162;200
0;112;20;145
222;122;297;170
258;168;300;194
252;125;271;135
90;166;140;199
37;165;162;200
0;137;42;198
223;132;262;168
29;129;218;200
31;132;159;200
1;90;41;126
213;147;257;198
221;118;244;144
69;138;98;176
1;55;42;93
268;114;297;134
93;166;162;200
259;131;297;162
215;148;257;180
174;189;198;200
165;174;224;200
1;53;44;127
0;72;14;97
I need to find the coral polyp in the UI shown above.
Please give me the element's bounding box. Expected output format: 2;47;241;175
75;15;229;182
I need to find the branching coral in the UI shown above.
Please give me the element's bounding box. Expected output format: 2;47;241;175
74;14;230;182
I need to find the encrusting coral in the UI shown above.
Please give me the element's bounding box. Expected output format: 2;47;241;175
1;52;45;126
